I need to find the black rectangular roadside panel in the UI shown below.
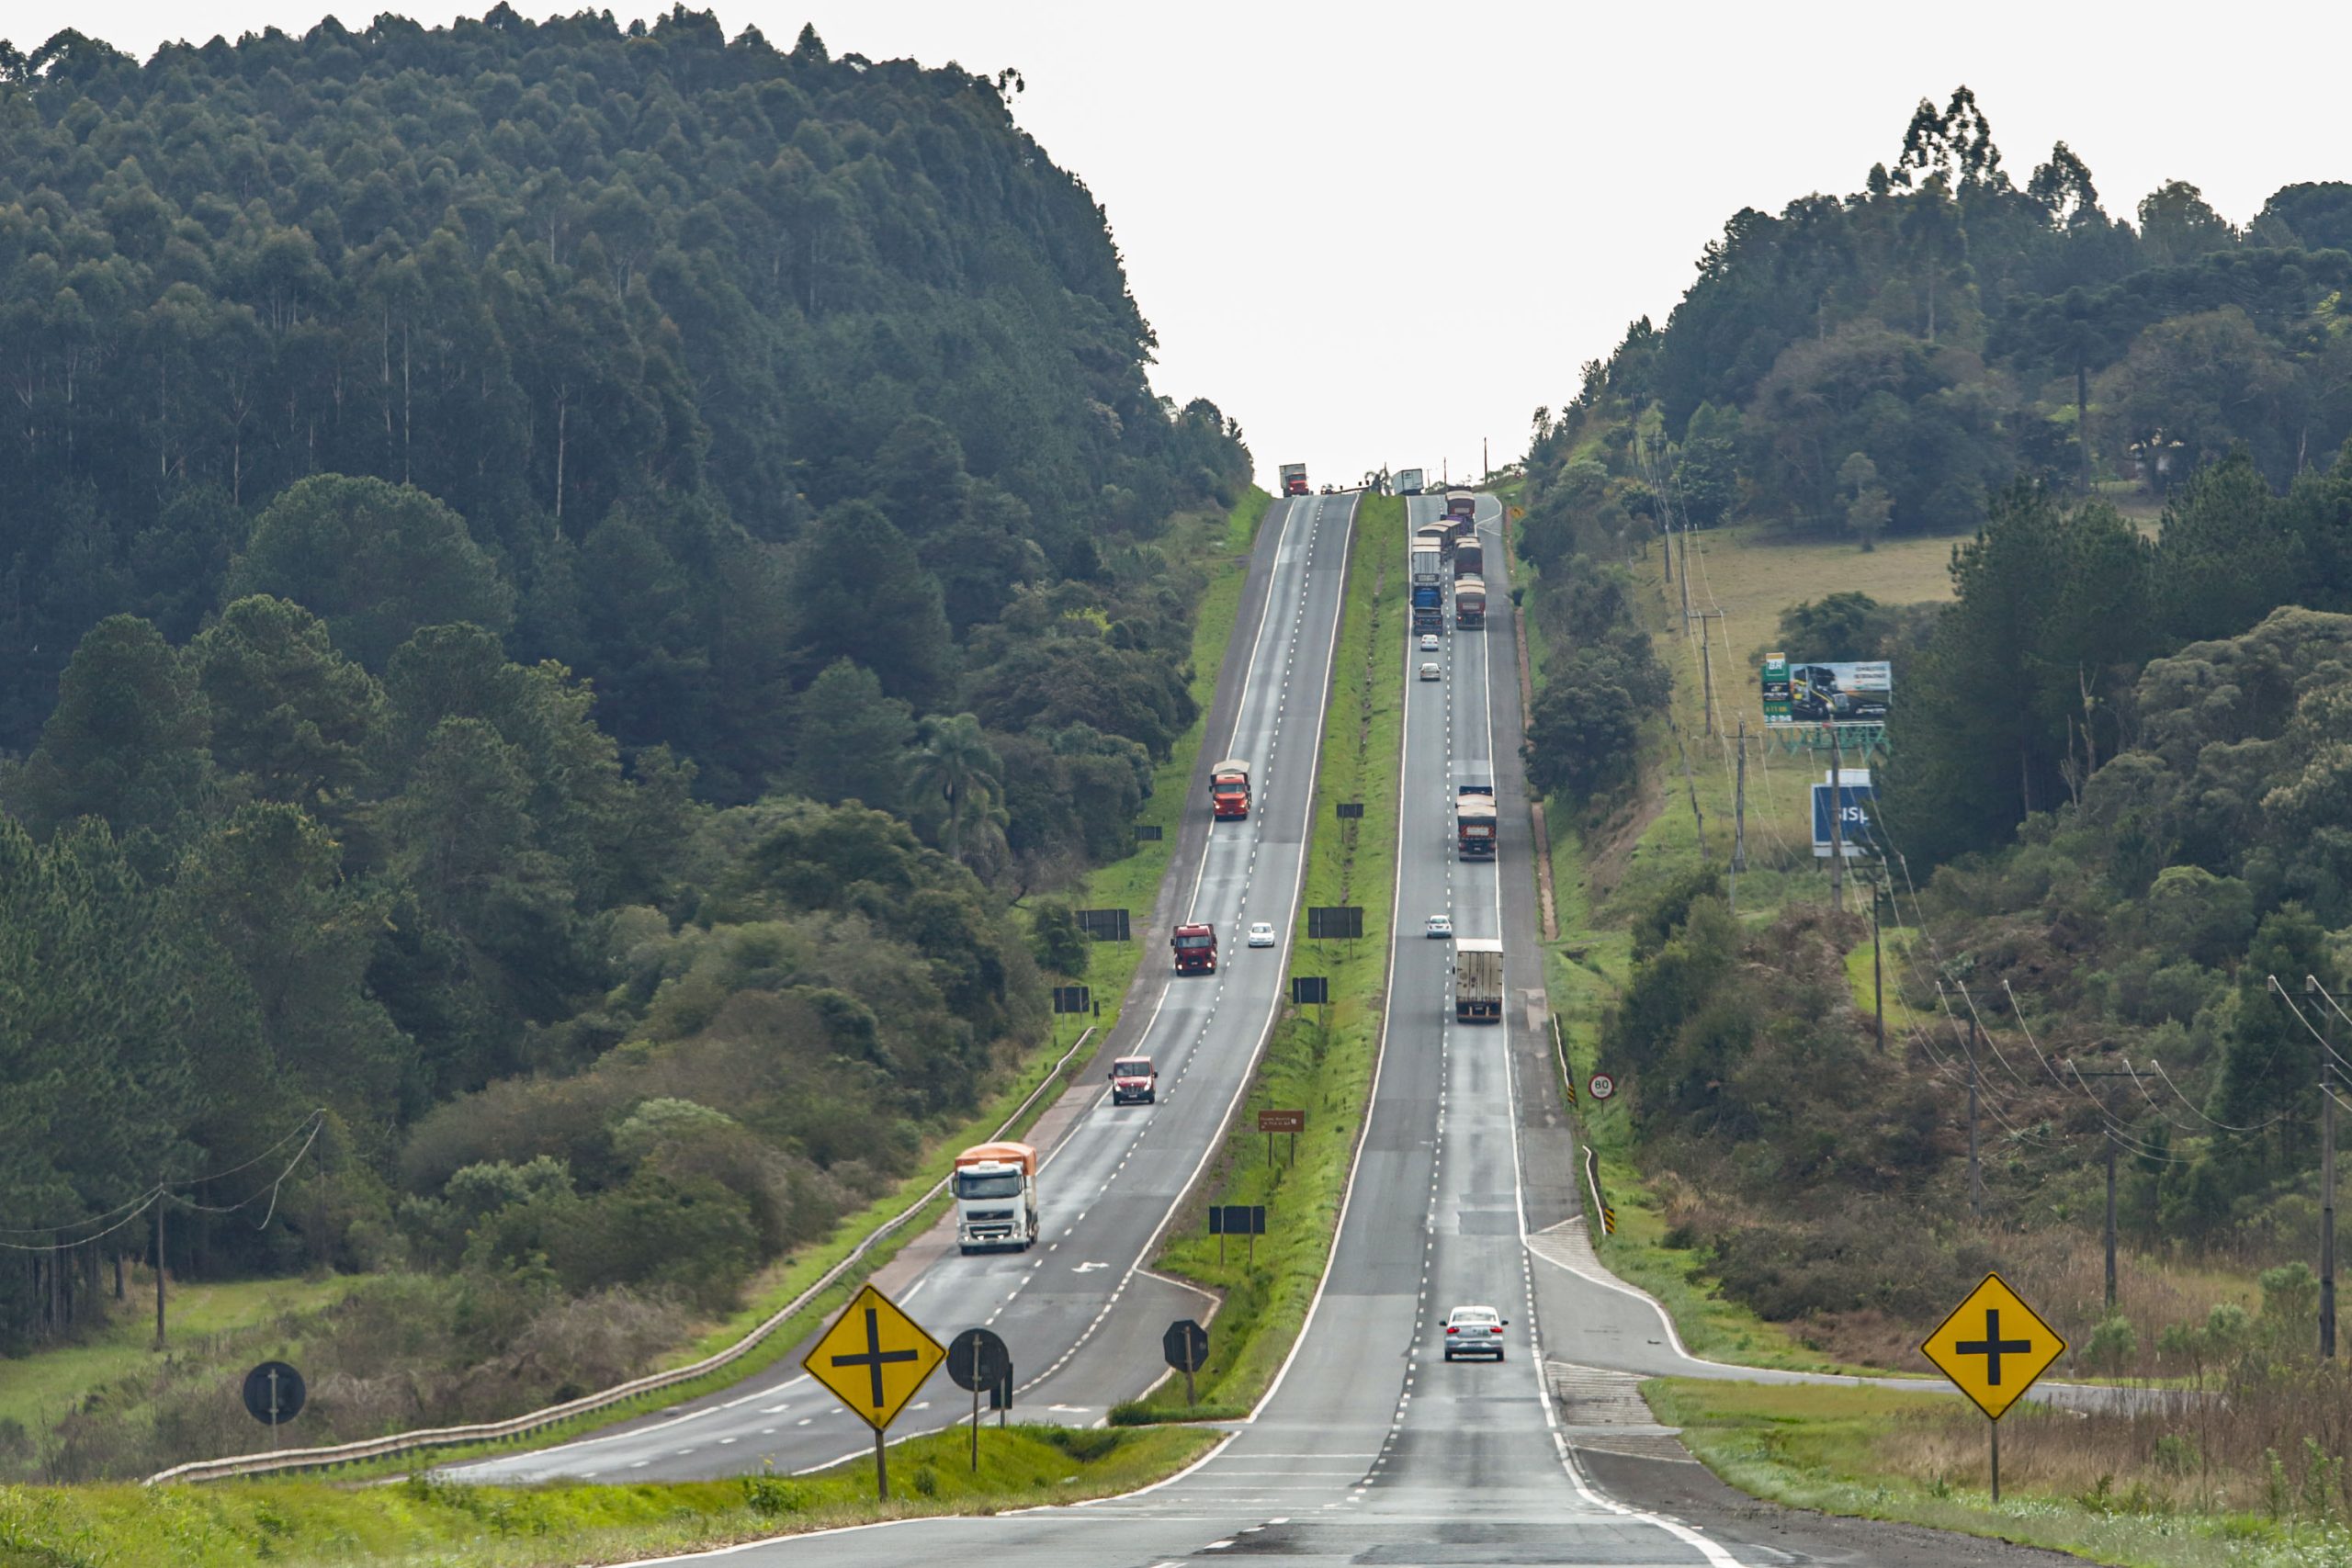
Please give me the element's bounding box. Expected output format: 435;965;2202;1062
1052;986;1091;1015
1306;907;1363;940
1078;908;1131;942
1291;976;1329;1005
1135;824;1163;841
1336;802;1364;819
1209;1205;1267;1236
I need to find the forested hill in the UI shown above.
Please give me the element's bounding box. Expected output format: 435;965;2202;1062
0;5;1252;1426
1540;87;2352;544
0;5;1250;790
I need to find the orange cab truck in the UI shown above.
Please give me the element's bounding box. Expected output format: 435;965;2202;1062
954;1141;1039;1253
1171;922;1218;975
1279;463;1309;495
1210;757;1251;818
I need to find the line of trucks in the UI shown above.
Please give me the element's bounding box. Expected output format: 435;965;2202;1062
1431;491;1505;1021
1412;494;1487;633
952;491;1502;1258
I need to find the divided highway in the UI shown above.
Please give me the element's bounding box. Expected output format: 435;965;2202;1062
629;492;2081;1566
673;495;1817;1564
450;491;1359;1484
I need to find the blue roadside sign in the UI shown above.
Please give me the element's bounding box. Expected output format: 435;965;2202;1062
1811;782;1875;857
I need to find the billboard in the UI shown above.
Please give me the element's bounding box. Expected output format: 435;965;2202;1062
1810;773;1875;858
1761;653;1892;726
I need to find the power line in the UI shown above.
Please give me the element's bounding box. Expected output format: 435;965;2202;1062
0;1110;328;1247
0;1188;164;1253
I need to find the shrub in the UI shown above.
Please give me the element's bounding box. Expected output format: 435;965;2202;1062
2084;1314;2139;1375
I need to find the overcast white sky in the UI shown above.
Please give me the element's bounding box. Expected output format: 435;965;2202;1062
10;2;2347;491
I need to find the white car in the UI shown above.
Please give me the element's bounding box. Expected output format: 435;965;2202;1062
1419;633;1440;652
1425;913;1453;939
1419;661;1441;681
1246;920;1276;948
1442;1303;1507;1361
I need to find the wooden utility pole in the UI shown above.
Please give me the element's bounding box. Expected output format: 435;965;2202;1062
1871;872;1885;1054
1695;610;1724;734
2068;1063;2138;1314
1948;994;1981;1219
1828;726;1846;911
1730;718;1748;913
2319;977;2338;1359
153;1183;166;1349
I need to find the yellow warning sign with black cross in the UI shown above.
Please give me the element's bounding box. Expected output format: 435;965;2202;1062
1920;1271;2065;1420
802;1283;945;1431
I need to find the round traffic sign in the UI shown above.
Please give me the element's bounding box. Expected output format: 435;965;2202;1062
946;1327;1008;1393
1587;1073;1616;1101
242;1361;306;1426
1161;1318;1209;1373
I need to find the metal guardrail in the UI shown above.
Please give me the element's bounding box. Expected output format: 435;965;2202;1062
147;1025;1099;1485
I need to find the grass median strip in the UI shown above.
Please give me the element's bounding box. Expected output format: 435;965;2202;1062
1112;492;1403;1422
1;1425;1216;1567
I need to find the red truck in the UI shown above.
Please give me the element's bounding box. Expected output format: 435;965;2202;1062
1210;758;1251;819
1171;922;1218;975
1279;463;1308;496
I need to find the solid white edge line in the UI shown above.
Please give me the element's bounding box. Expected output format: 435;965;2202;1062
1476;488;1747;1566
1019;492;1358;1399
1246;491;1406;1424
1038;490;1309;1185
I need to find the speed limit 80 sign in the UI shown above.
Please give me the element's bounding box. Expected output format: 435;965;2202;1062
1587;1073;1615;1101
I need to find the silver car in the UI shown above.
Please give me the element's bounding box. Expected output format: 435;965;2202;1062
1419;661;1441;682
1442;1303;1507;1361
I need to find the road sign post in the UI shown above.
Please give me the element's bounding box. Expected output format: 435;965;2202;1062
1162;1319;1209;1408
1587;1072;1615;1101
242;1361;305;1449
1921;1272;2066;1503
803;1283;946;1500
946;1327;1008;1472
1259;1109;1304;1167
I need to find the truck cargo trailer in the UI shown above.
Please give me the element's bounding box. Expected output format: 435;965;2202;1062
1455;576;1487;628
1454;937;1504;1022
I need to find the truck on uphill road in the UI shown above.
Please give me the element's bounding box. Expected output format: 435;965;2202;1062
1210;758;1252;819
1280;462;1309;496
1454;938;1503;1022
1172;922;1218;975
1455;576;1487;629
1454;777;1496;860
955;1142;1040;1253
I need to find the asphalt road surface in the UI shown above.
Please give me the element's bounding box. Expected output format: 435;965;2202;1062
628;493;2087;1566
448;491;1359;1484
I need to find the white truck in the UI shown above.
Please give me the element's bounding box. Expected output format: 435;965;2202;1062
954;1141;1039;1253
1454;938;1504;1023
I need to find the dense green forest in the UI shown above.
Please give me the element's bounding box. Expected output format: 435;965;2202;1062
0;3;1252;1458
1527;92;2352;1349
1537;87;2352;551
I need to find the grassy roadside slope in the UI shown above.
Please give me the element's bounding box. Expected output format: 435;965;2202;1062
0;1425;1215;1567
1114;491;1404;1420
1649;1378;2343;1568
